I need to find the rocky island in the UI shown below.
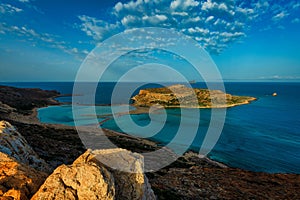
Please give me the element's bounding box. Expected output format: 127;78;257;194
132;84;256;108
0;85;299;200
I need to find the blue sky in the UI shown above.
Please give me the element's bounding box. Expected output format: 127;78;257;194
0;0;300;82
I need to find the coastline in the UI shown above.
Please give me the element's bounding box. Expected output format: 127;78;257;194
1;84;300;199
131;96;257;111
26;91;229;168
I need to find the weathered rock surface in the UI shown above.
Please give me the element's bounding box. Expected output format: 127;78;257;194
0;120;51;173
90;149;156;200
32;149;156;200
0;152;47;200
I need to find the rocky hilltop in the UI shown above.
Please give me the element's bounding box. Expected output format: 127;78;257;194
132;84;256;108
0;85;59;115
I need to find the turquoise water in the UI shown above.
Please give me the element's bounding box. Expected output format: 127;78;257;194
38;105;133;126
2;82;300;173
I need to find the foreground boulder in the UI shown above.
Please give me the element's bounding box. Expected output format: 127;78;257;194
32;149;156;200
0;120;51;173
0;152;47;200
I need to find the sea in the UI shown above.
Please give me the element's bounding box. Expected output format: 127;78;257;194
2;82;300;174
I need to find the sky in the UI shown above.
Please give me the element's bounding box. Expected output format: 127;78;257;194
0;0;300;82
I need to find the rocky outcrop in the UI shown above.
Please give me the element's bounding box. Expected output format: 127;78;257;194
0;85;60;114
132;84;256;108
0;152;47;200
0;101;15;114
0;120;51;173
32;149;156;200
90;149;155;200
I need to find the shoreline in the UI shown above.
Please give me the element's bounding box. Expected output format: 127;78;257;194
1;84;300;199
35;99;229;169
0;85;261;172
25;91;295;175
132;97;258;109
0;84;294;174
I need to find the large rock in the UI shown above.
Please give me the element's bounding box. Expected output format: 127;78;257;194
0;121;51;173
32;149;156;200
87;149;156;200
0;152;47;200
31;155;115;200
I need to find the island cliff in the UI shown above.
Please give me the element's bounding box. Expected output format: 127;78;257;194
132;84;256;108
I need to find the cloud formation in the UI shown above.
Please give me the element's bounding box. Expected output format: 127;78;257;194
292;18;300;23
0;3;22;14
78;0;300;54
114;0;256;54
260;75;300;81
0;2;88;59
78;15;121;42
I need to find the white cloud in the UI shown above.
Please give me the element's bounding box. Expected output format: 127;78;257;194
0;3;23;14
236;7;254;16
142;14;168;25
111;0;251;54
78;15;121;41
291;18;300;24
77;0;299;54
272;11;289;21
0;22;86;59
201;0;233;15
292;2;300;10
259;75;300;80
205;16;214;23
201;0;214;11
71;48;78;54
252;1;269;10
220;32;245;38
0;2;89;60
114;2;123;12
170;0;199;10
171;11;188;16
188;27;209;35
82;50;89;55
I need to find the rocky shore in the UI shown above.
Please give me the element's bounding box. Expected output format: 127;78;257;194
0;85;299;200
132;84;256;108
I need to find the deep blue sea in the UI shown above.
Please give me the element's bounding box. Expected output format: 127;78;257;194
2;82;300;174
